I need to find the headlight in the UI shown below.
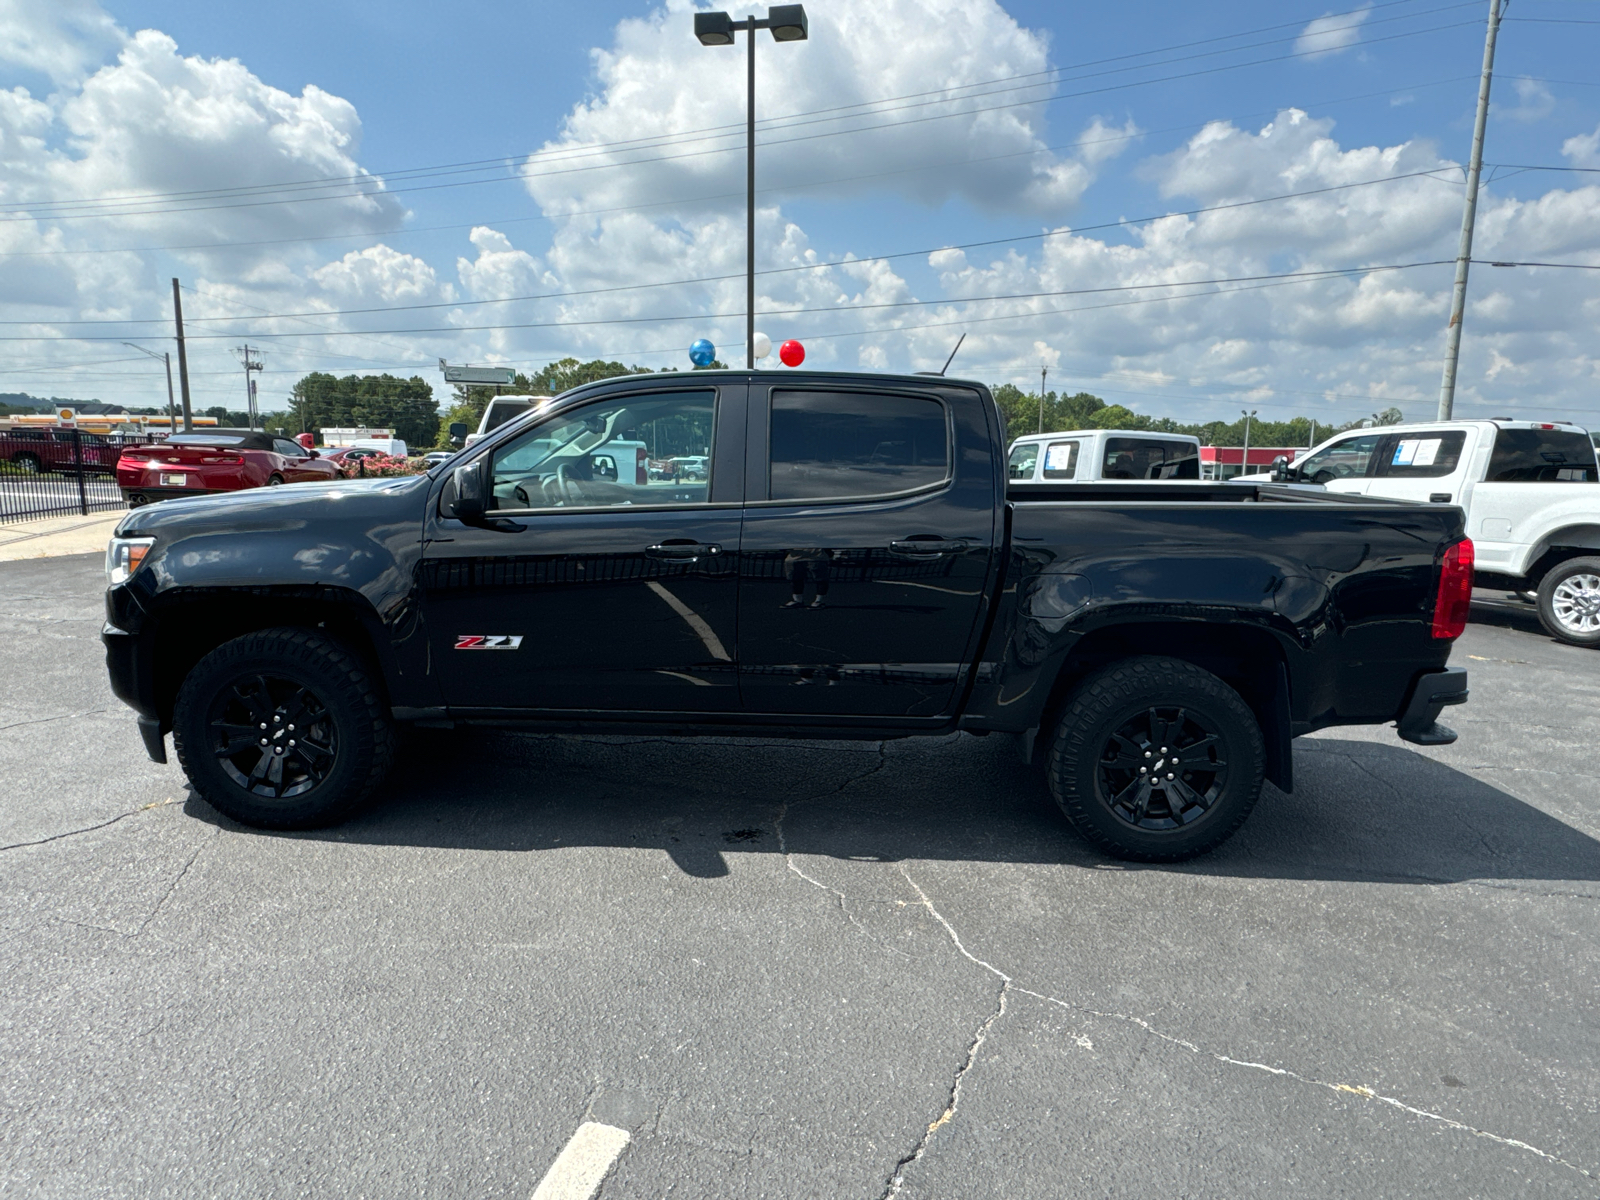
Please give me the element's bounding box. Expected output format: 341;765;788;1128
106;536;155;587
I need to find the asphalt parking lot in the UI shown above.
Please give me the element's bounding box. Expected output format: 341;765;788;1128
2;554;1597;1199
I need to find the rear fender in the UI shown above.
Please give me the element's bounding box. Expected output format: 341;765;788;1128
1021;618;1296;793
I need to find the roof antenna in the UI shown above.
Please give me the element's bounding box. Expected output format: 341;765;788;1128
936;332;966;376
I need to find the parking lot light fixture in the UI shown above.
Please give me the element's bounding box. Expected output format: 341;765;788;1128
693;5;809;368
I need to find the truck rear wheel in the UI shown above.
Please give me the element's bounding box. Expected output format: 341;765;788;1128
1047;656;1265;862
1536;556;1600;648
173;627;395;830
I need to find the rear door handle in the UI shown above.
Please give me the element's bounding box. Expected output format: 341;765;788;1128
647;540;722;560
889;538;968;556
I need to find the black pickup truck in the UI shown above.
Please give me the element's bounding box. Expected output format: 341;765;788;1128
102;371;1471;860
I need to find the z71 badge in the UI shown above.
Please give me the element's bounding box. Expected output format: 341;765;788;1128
454;635;524;650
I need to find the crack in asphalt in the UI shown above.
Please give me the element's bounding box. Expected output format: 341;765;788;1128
880;981;1008;1200
0;707;108;735
772;744;889;932
136;829;216;936
0;795;181;853
896;865;1597;1185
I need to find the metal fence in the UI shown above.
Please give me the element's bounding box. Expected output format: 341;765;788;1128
0;430;161;526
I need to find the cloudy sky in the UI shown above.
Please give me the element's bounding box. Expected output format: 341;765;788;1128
1;0;1597;428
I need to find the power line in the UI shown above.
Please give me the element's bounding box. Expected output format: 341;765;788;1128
0;168;1473;328
0;15;1484;225
0;74;1481;261
0;0;1456;219
0;260;1456;342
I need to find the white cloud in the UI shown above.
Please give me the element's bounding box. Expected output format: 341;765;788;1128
0;0;124;83
1499;77;1554;123
1293;6;1370;60
1563;122;1600;169
521;0;1127;218
2;0;1599;431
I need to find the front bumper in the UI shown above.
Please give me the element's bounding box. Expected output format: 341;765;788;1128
1396;667;1469;746
103;616;165;762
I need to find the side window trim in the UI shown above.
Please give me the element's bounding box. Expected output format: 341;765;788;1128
750;385;955;507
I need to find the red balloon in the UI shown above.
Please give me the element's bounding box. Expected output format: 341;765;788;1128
779;339;805;367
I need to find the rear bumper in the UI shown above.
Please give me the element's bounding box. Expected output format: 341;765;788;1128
119;485;227;505
1396;667;1469;746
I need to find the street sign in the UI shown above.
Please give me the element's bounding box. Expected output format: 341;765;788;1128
442;365;516;386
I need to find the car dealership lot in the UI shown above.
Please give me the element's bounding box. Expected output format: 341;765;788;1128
2;557;1597;1198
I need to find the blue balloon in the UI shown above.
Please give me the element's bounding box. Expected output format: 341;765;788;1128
689;338;716;367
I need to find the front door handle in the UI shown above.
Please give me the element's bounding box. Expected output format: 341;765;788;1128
647;540;723;560
889;538;968;556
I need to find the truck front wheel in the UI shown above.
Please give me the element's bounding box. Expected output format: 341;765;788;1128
1047;656;1265;862
1536;557;1600;648
173;627;395;830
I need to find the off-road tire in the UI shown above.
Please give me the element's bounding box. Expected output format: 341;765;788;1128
173;627;394;829
1536;556;1600;648
13;452;41;474
1047;656;1265;862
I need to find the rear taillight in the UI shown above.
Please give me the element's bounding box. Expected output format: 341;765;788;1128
1432;538;1474;639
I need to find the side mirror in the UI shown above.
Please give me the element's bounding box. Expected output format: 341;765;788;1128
307;448;319;458
449;422;468;447
1271;455;1291;484
454;460;488;524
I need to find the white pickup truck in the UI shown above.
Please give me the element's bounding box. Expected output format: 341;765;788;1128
1256;419;1600;646
1007;429;1201;483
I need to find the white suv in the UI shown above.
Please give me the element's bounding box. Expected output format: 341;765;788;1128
1258;420;1600;646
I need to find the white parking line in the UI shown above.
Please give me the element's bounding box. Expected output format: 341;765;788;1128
530;1121;632;1200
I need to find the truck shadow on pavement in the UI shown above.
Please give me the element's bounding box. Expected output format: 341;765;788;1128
184;729;1600;887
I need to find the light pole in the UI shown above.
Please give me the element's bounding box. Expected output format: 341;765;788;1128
695;4;809;369
1241;409;1257;478
122;343;177;434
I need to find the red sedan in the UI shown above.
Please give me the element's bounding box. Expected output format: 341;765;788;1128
116;429;339;507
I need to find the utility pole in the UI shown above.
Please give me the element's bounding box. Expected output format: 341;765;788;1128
1241;409;1258;476
235;344;264;429
170;278;194;432
1037;365;1048;434
1437;0;1507;420
1308;418;1317;449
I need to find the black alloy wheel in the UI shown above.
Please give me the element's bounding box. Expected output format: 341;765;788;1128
173;627;394;829
1047;656;1265;862
1096;706;1228;832
207;673;338;798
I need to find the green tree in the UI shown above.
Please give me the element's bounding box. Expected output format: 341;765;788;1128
288;373;439;448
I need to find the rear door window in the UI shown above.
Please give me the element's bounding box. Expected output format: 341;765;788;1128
1042;440;1079;480
769;390;949;501
1101;437;1196;480
1374;431;1467;478
1007;442;1039;481
1487;428;1599;482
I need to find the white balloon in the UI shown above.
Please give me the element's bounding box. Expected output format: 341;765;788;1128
751;331;772;360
